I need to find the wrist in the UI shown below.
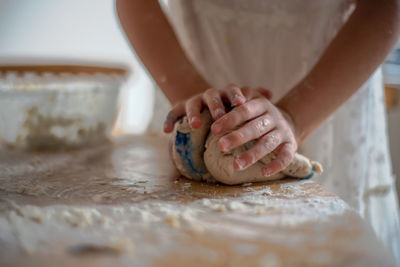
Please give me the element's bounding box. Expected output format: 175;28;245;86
276;105;302;144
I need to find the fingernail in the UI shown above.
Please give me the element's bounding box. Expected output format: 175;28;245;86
234;158;246;170
190;116;201;127
214;108;225;120
213;123;222;134
263;167;273;176
219;138;231;152
163;121;171;132
233;94;245;106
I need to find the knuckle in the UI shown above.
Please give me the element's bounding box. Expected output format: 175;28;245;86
192;94;201;101
252;119;268;136
205;88;217;97
263;141;276;153
210;104;224;117
252;123;263;137
230;131;245;144
238;104;252;118
244;126;255;139
231;86;241;94
216;115;231;129
269;133;281;145
262;134;280;151
227;110;240;124
227;83;238;89
240;125;252;139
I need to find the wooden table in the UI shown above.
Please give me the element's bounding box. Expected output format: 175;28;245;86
0;136;396;267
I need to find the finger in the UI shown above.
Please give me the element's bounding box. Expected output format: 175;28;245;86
185;96;203;128
240;86;272;101
164;103;186;133
256;87;273;100
218;114;274;152
233;130;282;170
211;97;269;135
202;88;226;120
240;86;259;101
223;83;246;107
262;143;295;176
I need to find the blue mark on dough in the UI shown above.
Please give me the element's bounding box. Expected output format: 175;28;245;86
175;131;203;175
302;167;314;179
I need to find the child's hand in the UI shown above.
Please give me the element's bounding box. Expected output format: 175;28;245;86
210;92;297;177
163;84;272;132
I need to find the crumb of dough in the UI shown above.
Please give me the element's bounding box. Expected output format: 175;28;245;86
227;201;247;211
180;210;204;233
311;161;323;173
62;208;103;228
29;157;42;166
214;204;227;212
164;215;180;229
29;214;44;224
202;199;227;212
256;207;265;216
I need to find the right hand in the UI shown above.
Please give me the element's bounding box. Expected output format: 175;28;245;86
163;84;272;133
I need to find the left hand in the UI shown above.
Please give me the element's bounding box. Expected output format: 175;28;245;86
210;93;298;177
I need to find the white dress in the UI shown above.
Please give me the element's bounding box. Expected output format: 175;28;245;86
156;0;400;260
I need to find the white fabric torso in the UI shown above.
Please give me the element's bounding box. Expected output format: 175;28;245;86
158;0;400;260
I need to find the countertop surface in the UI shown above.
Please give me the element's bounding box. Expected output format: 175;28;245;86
0;136;395;267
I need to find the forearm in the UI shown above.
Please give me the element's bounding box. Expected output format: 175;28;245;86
116;0;209;105
277;0;400;143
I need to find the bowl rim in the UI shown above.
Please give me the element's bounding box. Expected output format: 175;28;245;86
0;63;129;92
0;64;129;77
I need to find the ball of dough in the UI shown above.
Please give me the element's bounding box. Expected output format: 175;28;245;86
171;110;322;185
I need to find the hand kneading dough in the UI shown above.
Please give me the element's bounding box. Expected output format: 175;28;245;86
171;110;322;185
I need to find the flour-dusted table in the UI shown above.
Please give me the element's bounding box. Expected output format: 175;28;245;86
0;136;395;267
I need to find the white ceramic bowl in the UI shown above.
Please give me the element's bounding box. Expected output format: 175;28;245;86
0;65;128;149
